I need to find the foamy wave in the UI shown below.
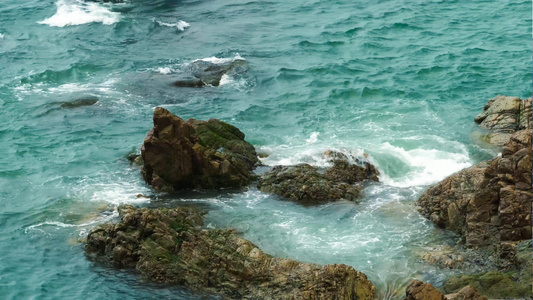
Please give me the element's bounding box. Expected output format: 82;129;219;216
0;33;4;39
193;54;244;64
39;0;120;27
156;20;190;31
306;132;320;144
377;142;472;188
259;145;369;168
156;67;173;74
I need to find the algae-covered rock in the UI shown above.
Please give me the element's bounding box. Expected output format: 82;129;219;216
258;164;363;204
141;107;258;192
86;205;376;299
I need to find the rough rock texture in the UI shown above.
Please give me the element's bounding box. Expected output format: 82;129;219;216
258;151;379;205
442;240;532;298
405;280;445;300
258;164;362;204
445;286;488;300
405;281;488;300
474;96;532;145
86;205;376;300
417;129;532;249
141;107;258;192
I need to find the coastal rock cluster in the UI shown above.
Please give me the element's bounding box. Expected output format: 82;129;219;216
405;280;487;300
86;205;376;300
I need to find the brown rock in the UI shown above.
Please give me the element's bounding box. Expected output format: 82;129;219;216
405;280;445;300
417;129;532;250
141;107;258;192
86;205;376;299
446;285;487;300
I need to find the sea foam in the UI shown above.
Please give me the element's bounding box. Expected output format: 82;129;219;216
38;0;120;27
156;20;190;31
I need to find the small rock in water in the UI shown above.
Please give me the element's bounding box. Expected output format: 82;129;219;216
60;96;99;108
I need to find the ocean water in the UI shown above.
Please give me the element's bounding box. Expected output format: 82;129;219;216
0;0;531;299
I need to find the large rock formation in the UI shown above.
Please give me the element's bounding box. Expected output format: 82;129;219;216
141;107;258;192
417;129;532;249
86;205;376;299
474;95;532;145
258;153;379;205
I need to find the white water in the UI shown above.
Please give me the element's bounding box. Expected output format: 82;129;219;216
39;0;120;27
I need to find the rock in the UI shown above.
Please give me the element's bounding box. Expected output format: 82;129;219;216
445;285;487;300
417;129;532;250
325;159;380;184
59;96;99;108
405;280;445;300
141;107;258;192
86;205;376;299
474;96;532;146
173;58;248;87
258;164;363;204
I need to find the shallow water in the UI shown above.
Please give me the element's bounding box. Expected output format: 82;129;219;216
0;0;531;299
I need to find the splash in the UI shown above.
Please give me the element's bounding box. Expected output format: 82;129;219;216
38;0;120;27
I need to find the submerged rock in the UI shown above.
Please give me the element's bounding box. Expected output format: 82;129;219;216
417;129;532;250
474;95;532;146
59;96;99;108
173;58;247;87
86;205;376;299
141;107;259;192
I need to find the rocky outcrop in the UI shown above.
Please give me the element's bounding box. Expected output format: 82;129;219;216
474;95;532;145
141;107;258;192
86;205;376;299
258;153;379;205
417;129;532;249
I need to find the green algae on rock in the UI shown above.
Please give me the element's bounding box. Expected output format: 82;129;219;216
141;107;259;192
86;205;376;300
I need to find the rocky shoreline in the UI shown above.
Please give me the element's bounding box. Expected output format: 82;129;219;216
85;95;532;299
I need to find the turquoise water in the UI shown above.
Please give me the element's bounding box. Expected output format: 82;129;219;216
0;0;531;299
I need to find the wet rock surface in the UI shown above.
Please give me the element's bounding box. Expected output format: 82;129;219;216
173;58;247;87
258;153;379;205
86;205;376;300
405;280;445;300
141;107;258;192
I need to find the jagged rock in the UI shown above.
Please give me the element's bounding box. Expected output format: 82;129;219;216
258;164;363;204
141;107;258;192
417;129;532;249
405;280;445;300
474;96;532;145
86;205;376;299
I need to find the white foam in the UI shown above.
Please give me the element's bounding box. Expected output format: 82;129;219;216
156;20;190;31
306;132;320;144
156;67;173;75
377;142;472;188
193;54;244;64
39;0;120;27
0;33;4;39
